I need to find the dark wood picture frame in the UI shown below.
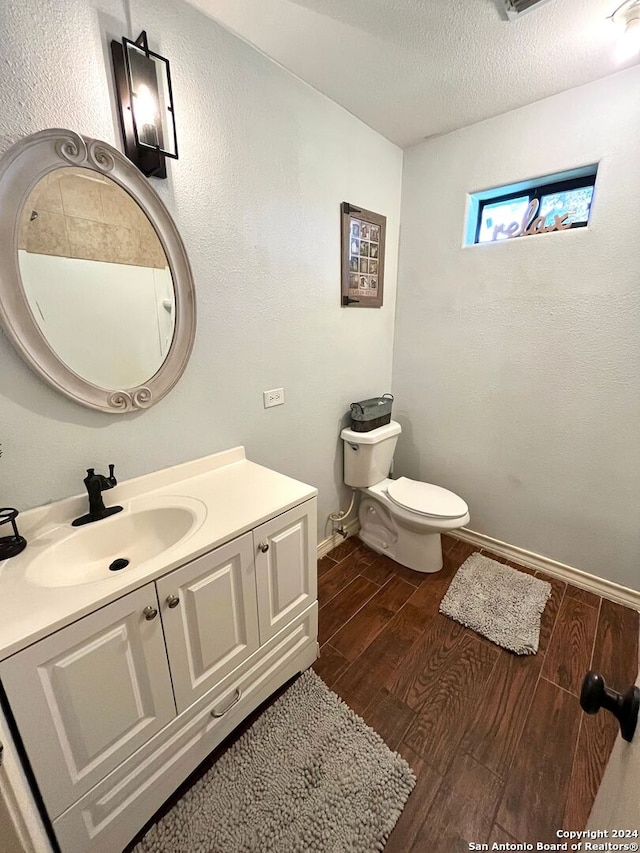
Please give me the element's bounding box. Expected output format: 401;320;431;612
340;202;386;308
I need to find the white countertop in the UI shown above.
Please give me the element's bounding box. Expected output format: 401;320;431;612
0;447;317;662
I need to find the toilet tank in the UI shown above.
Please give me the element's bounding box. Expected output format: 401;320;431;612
340;420;402;487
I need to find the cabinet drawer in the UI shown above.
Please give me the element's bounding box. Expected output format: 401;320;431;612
0;584;176;819
254;498;317;643
156;532;259;713
52;604;318;853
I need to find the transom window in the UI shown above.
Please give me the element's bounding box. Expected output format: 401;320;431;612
466;166;598;246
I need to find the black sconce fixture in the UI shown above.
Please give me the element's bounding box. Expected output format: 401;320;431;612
110;31;178;179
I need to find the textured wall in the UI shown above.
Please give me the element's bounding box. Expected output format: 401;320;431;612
393;66;640;590
0;0;402;541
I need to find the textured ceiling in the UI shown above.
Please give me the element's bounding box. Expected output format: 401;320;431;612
184;0;635;148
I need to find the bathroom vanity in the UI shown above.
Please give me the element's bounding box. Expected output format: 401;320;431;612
0;448;318;853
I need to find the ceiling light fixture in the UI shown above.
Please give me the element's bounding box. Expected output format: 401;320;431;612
502;0;554;21
609;0;640;62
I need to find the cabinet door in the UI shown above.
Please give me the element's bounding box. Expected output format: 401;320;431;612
254;498;317;643
0;584;175;820
156;532;259;713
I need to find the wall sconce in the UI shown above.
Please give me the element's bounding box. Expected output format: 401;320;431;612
110;31;178;179
609;1;640;62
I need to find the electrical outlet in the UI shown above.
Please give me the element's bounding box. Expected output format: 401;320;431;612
263;388;285;408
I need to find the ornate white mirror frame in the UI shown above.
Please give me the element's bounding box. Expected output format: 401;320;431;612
0;128;196;413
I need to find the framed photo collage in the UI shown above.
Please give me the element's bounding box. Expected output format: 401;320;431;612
340;202;386;308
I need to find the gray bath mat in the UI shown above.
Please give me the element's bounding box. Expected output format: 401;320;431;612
440;552;552;655
133;669;415;853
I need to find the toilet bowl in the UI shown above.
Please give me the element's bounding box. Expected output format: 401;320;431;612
340;421;469;573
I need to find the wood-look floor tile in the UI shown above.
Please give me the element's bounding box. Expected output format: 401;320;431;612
592;598;639;692
317;575;379;646
406;752;504;853
488;824;519;845
393;616;498;773
361;688;414;751
390;561;436;587
536;573;566;655
496;677;581;842
317;555;337;576
443;540;480;572
131;535;639;851
330;577;415;662
461;648;543;779
318;544;383;606
325;537;360;563
441;533;459;554
360;553;429;588
332;602;428;714
542;596;599;696
383;761;443;853
373;575;418;611
402;580;442;620
317;560;355;607
396;741;426;776
403;561;460;620
563;711;618;831
312;644;350;690
359;553;397;586
331;604;393;663
339;542;380;570
390;612;496;709
387;596;435;641
565;584;601;609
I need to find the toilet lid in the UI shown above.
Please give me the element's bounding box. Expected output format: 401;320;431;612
385;477;468;519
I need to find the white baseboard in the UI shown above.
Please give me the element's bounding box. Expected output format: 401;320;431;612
316;520;640;611
452;527;640;612
317;519;360;560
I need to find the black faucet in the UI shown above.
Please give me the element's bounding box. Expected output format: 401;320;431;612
72;465;124;527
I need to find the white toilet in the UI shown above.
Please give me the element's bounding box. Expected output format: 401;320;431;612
340;420;470;573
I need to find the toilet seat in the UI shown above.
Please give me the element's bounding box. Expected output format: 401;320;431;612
384;477;468;520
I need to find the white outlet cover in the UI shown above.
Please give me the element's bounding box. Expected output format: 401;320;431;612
263;388;285;408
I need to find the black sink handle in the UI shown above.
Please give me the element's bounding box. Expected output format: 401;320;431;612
580;670;640;742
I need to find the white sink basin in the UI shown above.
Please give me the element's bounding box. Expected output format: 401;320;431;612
24;497;207;587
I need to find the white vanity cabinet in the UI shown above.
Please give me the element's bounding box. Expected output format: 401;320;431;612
156;531;260;713
0;491;318;853
0;582;177;819
254;501;317;642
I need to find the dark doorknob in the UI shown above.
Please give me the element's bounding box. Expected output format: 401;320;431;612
580;671;640;742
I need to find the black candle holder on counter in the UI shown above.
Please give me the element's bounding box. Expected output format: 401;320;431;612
0;508;27;559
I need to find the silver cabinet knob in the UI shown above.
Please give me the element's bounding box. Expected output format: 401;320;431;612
258;542;269;553
166;594;180;609
143;605;158;621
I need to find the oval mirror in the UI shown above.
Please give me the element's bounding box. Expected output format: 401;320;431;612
0;129;195;412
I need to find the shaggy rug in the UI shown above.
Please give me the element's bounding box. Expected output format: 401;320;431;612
439;552;552;655
133;670;415;853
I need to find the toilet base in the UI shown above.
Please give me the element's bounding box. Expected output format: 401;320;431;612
358;528;443;573
358;496;444;573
